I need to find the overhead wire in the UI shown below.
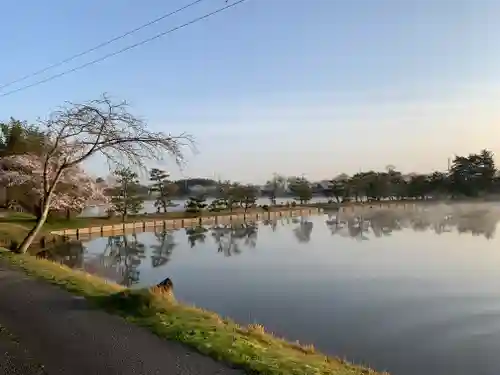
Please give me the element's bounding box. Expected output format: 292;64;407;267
0;0;209;92
0;0;248;98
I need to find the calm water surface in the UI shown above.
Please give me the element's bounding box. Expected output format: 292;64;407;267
53;203;500;375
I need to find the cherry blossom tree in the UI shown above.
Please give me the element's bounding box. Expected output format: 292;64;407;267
0;154;107;217
2;94;192;253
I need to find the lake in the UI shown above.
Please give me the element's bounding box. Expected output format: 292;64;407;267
51;202;500;375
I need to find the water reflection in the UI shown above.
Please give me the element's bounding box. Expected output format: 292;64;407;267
185;227;209;248
43;205;500;275
211;222;258;256
292;217;314;243
151;231;177;268
40;204;500;284
326;205;499;240
37;240;85;269
102;234;146;287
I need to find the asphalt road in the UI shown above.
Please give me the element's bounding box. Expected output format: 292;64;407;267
0;324;47;375
0;263;243;375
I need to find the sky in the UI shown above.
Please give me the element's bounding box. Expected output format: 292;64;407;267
1;0;500;184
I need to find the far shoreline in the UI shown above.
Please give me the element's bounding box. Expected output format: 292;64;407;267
1;197;498;251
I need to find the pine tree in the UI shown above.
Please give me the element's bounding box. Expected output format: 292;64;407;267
149;168;178;213
185;196;207;214
111;167;144;221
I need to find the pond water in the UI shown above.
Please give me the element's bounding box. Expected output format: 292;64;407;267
49;203;500;375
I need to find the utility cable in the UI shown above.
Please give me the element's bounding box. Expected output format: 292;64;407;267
0;0;208;92
0;0;248;98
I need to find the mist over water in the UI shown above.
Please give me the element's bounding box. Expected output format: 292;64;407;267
48;202;500;375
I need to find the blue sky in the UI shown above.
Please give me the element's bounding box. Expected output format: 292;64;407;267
1;0;499;183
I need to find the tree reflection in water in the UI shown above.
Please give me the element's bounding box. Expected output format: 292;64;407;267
211;222;258;257
326;205;500;240
262;219;278;232
40;205;500;286
98;234;146;287
36;240;85;269
291;217;314;243
150;230;177;268
185;227;209;248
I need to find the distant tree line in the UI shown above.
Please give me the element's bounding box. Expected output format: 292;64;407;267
262;150;499;203
99;177;219;198
320;150;498;203
107;168;262;220
2;116;499;223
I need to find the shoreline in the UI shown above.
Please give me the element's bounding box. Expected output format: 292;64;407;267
0;248;385;375
1;198;493;250
48;198;474;236
51;207;322;237
0;205;322;250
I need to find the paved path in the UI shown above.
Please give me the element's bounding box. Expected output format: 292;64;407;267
0;324;47;375
0;263;242;375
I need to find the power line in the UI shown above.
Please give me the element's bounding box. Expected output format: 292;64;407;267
0;0;208;92
0;0;248;99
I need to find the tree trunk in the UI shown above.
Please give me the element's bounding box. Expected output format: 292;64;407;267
34;204;43;221
17;201;52;254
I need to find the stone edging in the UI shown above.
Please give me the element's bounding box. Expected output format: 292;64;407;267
51;208;322;237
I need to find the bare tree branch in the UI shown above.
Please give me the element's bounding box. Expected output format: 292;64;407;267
16;93;194;253
43;94;195;171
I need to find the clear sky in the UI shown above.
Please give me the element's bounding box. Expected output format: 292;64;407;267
1;0;499;184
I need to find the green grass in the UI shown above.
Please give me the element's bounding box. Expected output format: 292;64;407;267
0;204;317;231
0;249;386;375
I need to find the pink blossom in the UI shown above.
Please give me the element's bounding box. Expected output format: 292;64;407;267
0;154;108;212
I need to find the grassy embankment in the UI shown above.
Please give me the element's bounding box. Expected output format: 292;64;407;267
0;248;385;375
